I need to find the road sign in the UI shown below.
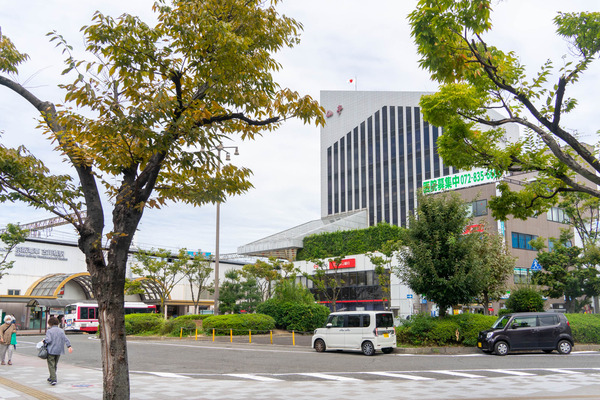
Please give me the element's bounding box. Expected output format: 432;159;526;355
531;259;542;271
407;294;413;299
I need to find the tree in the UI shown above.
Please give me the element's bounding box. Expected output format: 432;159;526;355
0;223;28;278
559;192;600;247
470;227;516;315
181;252;213;314
0;2;322;397
410;2;600;220
397;192;480;317
304;255;346;312
368;241;398;310
243;256;296;301
505;286;545;313
531;231;600;313
218;269;262;314
132;248;187;319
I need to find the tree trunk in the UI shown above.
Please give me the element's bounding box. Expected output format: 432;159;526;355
83;242;130;400
482;293;490;315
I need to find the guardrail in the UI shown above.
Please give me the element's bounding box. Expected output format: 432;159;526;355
177;327;311;346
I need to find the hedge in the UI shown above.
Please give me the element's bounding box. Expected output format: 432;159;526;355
202;313;275;335
256;299;330;332
297;223;405;260
124;313;164;335
396;313;600;346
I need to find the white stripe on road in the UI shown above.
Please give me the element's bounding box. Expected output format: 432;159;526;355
140;372;190;379
492;369;535;376
545;368;581;375
300;373;361;381
227;374;281;382
431;370;484;378
365;372;433;380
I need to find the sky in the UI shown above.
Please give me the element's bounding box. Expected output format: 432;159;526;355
0;0;598;255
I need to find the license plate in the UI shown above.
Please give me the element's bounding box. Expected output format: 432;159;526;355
384;333;389;338
477;342;482;348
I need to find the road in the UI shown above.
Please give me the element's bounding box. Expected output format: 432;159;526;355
11;334;600;399
17;333;600;379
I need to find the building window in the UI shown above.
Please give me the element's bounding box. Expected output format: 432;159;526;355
513;268;531;284
511;232;537;250
467;199;488;217
548;238;573;251
547;207;569;223
7;289;20;296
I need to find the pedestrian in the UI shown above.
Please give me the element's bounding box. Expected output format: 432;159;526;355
0;315;16;365
6;316;17;365
44;316;73;385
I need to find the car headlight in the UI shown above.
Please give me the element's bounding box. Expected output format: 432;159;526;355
486;332;494;339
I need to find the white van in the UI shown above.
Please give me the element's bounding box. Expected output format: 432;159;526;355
312;311;397;356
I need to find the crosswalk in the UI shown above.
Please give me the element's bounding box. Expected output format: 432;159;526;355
137;367;600;382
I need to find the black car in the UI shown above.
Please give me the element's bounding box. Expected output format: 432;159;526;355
477;312;574;356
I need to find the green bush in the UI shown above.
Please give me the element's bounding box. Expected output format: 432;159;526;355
202;313;275;335
175;314;213;321
565;313;600;343
256;299;330;332
505;287;545;312
161;316;198;336
396;313;497;346
125;313;164;335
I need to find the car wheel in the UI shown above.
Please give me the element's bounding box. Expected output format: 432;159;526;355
557;340;572;355
494;341;509;356
382;347;394;354
543;349;553;354
314;339;326;353
362;341;375;356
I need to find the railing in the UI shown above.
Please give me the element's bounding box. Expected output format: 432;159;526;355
177;327;311;346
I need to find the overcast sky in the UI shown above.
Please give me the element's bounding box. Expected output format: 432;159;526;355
1;0;598;255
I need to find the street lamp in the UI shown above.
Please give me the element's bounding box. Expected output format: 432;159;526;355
195;143;238;316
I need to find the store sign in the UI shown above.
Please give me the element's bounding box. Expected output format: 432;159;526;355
15;246;68;261
422;168;502;194
328;258;356;269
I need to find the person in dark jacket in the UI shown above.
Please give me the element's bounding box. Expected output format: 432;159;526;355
44;316;73;385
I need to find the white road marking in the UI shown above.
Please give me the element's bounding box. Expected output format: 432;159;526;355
431;370;484;378
132;371;190;379
365;372;433;380
227;374;282;382
300;373;361;381
545;368;581;374
492;369;535;376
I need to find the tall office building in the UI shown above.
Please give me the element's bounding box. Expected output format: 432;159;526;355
321;91;456;227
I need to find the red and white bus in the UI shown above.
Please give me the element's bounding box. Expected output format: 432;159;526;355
64;302;157;332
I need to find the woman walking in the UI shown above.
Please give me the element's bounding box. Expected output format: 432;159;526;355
0;315;16;365
44;316;73;385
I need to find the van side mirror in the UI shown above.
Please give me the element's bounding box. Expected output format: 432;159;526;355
511;322;519;329
326;323;332;329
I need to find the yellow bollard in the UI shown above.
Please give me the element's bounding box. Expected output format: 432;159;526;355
180;327;183;338
249;330;252;343
195;329;198;341
293;330;295;346
212;328;215;342
270;330;273;345
230;329;233;343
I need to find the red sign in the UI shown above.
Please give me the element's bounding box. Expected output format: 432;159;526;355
328;258;356;269
463;224;484;234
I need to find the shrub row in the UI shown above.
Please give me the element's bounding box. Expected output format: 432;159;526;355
124;313;208;337
396;313;496;347
256;299;330;332
202;314;275;335
396;313;600;346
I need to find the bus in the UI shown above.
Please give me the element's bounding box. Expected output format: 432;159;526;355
64;302;157;332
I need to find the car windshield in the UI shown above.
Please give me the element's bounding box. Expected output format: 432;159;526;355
491;315;510;329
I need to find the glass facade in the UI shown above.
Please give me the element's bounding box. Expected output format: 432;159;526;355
325;105;451;227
